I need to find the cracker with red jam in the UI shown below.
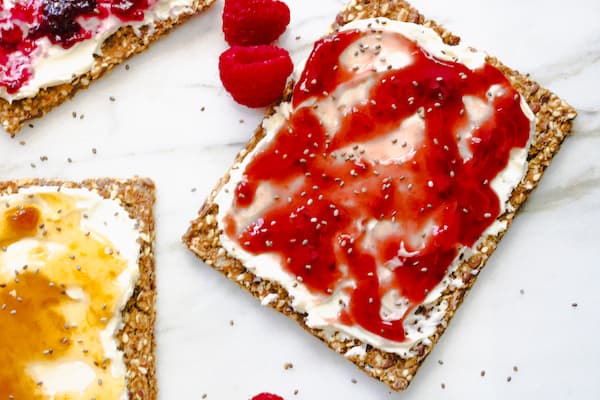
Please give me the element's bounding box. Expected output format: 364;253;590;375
183;0;576;391
0;0;215;136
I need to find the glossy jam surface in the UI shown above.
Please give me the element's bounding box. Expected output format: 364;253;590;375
0;192;131;399
0;0;159;93
224;29;531;342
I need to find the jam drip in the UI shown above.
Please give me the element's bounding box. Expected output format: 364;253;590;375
224;29;531;342
0;0;158;93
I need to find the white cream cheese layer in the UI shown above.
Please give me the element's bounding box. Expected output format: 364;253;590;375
0;0;196;102
215;18;536;357
0;186;140;399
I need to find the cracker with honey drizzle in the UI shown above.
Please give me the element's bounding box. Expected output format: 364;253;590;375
0;178;156;399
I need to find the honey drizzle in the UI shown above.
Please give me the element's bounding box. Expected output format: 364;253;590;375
0;192;131;399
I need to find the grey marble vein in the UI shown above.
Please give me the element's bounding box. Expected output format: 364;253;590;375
533;37;600;84
524;172;600;213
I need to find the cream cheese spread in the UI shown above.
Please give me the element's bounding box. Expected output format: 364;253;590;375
0;186;140;399
0;0;196;102
215;18;535;357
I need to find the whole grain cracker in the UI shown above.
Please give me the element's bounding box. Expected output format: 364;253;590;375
183;0;577;391
0;0;216;136
0;178;157;399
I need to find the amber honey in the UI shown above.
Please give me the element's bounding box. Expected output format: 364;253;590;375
0;192;134;399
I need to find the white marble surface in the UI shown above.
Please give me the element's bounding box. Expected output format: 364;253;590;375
1;0;599;398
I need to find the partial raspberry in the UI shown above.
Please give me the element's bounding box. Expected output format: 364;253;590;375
251;393;284;400
223;0;290;46
219;45;293;108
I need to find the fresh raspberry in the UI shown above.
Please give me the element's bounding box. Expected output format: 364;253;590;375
219;45;293;108
223;0;290;46
251;393;284;400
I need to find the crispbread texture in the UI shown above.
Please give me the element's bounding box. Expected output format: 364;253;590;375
183;0;577;391
0;0;215;136
0;178;157;399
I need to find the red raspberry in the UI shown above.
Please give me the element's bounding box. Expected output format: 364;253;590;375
251;393;284;400
223;0;290;46
219;45;293;108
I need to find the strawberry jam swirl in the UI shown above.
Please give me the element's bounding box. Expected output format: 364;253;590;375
219;19;534;350
0;0;177;96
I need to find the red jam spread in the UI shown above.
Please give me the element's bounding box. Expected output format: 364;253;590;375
0;0;159;94
224;27;531;342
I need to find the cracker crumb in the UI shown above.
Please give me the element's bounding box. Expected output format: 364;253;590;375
284;362;293;370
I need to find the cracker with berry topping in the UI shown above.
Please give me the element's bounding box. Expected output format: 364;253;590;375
183;0;577;391
0;0;215;136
